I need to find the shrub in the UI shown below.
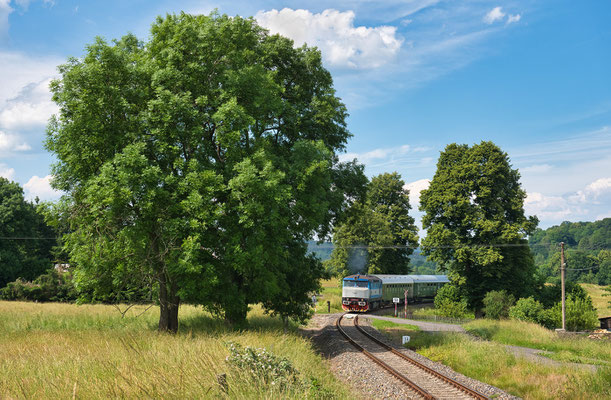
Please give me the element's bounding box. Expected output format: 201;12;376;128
226;342;300;388
0;269;77;302
548;295;599;331
509;297;545;324
434;284;470;319
483;290;515;319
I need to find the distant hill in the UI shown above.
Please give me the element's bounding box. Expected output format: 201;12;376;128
529;218;610;285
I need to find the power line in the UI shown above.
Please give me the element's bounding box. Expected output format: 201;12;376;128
0;237;59;240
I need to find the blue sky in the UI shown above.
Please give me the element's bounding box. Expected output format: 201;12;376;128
0;0;609;229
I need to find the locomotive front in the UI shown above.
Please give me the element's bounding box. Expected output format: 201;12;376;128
341;274;381;312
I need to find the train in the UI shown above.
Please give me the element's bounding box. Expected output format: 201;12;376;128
341;274;449;312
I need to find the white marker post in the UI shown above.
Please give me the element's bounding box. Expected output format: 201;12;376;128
393;297;400;317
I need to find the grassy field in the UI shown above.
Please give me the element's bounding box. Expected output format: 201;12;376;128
315;279;343;314
373;320;611;399
0;301;351;399
464;319;611;366
370;319;420;331
581;283;611;318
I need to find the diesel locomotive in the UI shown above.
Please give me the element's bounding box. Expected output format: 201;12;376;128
341;274;449;312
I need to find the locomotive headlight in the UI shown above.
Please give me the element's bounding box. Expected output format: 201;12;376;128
358;301;366;306
342;301;349;305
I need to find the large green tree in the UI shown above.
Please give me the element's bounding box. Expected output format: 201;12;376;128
328;172;419;276
420;142;538;312
0;178;56;288
46;13;362;331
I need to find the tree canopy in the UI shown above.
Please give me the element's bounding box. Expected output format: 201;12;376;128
46;12;363;331
420;142;538;312
327;172;418;276
0;178;56;288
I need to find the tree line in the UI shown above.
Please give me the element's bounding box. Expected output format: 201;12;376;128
530;219;610;286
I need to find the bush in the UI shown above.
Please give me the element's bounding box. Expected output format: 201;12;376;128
509;297;545;324
434;284;470;319
226;342;299;388
483;290;515;319
536;281;591;308
0;269;77;302
548;295;599;331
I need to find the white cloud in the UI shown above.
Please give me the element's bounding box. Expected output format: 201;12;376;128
404;178;430;209
0;78;57;130
570;177;611;204
507;14;521;24
23;174;60;201
483;7;505;24
338;144;412;163
520;164;552;174
524;177;611;227
0;163;15;180
0;52;60;105
0;0;11;40
525;192;573;221
0;130;31;154
256;8;403;69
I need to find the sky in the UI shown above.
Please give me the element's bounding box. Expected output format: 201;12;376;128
0;0;609;229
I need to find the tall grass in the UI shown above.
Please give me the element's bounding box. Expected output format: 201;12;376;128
0;301;350;399
581;283;611;318
464;319;611;365
315;279;343;314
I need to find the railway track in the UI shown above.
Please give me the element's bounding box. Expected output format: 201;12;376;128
336;313;489;400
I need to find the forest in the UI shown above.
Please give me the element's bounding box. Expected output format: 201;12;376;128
529;219;610;285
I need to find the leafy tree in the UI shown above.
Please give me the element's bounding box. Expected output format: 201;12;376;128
0;178;56;288
46;13;360;331
420;142;538;313
328;172;418;276
483;290;515;319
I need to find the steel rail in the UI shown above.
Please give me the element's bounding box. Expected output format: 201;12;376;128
336;314;434;400
354;315;490;400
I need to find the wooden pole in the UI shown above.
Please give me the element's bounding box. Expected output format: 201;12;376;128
561;242;566;331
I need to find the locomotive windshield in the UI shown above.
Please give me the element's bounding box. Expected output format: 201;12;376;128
343;280;368;288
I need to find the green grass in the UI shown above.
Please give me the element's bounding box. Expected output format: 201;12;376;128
464;319;611;365
315;279;343;314
370;317;611;399
581;283;611;318
0;301;352;399
370;318;420;331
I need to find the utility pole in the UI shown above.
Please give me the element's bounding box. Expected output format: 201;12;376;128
560;242;566;331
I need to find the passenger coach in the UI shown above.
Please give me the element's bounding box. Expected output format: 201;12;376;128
341;274;449;312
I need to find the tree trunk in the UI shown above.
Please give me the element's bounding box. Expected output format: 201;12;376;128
158;273;180;333
224;302;248;328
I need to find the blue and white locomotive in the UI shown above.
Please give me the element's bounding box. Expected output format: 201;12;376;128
341;274;449;312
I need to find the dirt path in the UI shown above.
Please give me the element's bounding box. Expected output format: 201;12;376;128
361;315;601;371
365;314;466;332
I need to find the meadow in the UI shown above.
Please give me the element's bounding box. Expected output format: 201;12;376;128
581;283;611;318
0;301;351;399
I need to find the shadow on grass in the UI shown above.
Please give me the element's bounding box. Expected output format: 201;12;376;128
178;311;297;337
464;322;501;341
